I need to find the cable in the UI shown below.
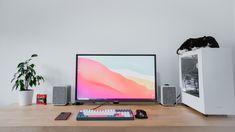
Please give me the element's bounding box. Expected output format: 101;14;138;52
91;102;110;110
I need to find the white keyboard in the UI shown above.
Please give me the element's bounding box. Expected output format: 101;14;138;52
77;109;134;120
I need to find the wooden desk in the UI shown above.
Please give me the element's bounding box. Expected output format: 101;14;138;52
0;104;235;132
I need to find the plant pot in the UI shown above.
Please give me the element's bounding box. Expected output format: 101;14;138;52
19;90;34;106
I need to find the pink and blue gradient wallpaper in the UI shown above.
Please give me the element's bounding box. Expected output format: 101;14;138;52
76;55;156;100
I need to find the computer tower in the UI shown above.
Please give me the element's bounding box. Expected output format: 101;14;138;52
179;48;235;115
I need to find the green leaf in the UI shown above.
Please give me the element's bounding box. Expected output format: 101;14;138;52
28;67;36;75
32;77;37;86
11;76;16;83
17;62;25;68
17;73;23;79
31;54;38;57
34;80;37;87
18;67;24;73
25;73;32;81
12;83;16;91
25;58;31;64
29;81;33;87
19;80;25;91
30;64;35;68
12;80;20;91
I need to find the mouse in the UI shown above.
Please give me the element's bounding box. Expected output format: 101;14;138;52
135;109;148;119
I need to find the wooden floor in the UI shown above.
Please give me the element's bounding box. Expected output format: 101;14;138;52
0;103;235;132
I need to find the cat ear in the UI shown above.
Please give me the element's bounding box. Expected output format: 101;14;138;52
191;47;198;50
203;36;207;41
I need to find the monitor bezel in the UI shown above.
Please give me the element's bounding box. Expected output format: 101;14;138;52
75;54;157;103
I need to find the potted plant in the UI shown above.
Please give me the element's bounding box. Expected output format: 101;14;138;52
11;54;44;106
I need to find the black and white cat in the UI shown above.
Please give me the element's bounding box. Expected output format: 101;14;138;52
176;36;220;55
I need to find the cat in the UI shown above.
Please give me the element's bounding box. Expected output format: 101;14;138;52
176;36;220;55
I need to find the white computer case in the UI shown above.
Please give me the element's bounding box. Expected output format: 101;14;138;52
179;48;235;115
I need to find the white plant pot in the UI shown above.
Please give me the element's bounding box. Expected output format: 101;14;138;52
19;90;34;106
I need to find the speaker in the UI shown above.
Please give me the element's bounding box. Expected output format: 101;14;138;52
158;84;177;106
53;85;71;105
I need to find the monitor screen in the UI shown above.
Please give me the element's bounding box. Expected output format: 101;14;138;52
75;54;156;102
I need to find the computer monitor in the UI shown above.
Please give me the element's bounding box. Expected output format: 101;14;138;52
75;54;157;103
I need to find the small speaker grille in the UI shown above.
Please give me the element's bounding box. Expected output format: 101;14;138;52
53;87;67;105
162;87;176;105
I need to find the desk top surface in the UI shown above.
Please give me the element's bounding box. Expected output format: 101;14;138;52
0;104;235;127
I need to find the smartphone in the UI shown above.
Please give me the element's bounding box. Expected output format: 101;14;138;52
55;112;71;120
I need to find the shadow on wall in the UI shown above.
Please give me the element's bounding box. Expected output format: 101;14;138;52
36;65;72;103
233;49;235;96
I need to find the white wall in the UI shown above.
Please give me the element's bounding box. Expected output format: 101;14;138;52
233;0;235;38
0;0;235;106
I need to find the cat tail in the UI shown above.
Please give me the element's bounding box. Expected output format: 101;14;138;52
176;48;180;55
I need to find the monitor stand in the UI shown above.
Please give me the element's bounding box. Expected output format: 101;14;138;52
113;101;119;104
73;102;84;105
